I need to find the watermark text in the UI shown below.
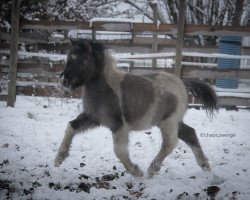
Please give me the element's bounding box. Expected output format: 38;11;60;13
200;133;236;138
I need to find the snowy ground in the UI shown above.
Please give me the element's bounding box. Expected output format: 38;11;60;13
0;96;249;200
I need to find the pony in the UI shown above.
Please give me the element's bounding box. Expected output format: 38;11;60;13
54;39;217;178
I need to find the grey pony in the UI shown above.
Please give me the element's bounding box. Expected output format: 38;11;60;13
54;39;217;178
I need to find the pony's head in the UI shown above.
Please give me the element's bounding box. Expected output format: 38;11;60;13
60;39;105;88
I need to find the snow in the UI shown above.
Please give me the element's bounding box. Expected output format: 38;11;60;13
0;21;11;33
51;33;64;39
215;84;250;98
90;18;143;27
182;52;250;60
17;52;67;62
0;50;67;62
216;92;250;98
90;17;143;23
16;81;60;87
116;52;176;60
117;63;130;68
119;52;249;62
181;61;217;67
150;0;158;5
0;96;250;199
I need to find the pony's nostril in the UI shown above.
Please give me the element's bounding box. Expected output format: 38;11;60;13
60;74;68;85
61;76;69;86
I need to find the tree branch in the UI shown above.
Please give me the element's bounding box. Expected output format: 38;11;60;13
122;0;153;21
186;1;206;16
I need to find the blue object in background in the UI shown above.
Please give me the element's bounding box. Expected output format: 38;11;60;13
216;36;242;89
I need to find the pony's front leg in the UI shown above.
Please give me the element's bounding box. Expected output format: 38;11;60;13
54;113;99;167
54;123;75;167
112;128;143;177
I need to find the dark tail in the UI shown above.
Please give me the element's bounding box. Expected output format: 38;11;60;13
183;79;218;116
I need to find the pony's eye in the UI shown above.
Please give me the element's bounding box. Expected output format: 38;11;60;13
71;54;77;60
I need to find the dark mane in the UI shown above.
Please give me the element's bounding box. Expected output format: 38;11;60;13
91;40;106;69
71;38;106;70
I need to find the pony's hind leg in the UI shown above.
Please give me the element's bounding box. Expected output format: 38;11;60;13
54;113;99;167
178;122;210;171
147;118;179;178
112;127;143;177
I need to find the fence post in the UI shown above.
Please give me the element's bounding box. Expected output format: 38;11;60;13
174;0;186;77
7;0;20;107
130;25;135;70
152;1;158;68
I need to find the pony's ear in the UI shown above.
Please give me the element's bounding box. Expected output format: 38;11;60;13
83;40;92;53
70;38;78;46
69;38;93;53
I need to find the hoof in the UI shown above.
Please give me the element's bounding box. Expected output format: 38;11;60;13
147;170;159;179
147;166;160;179
54;151;69;167
201;162;211;172
54;157;62;167
197;157;211;172
129;165;144;177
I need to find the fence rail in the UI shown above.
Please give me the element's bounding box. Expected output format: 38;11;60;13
17;20;250;37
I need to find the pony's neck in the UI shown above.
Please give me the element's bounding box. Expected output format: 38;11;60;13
103;51;125;93
103;51;118;75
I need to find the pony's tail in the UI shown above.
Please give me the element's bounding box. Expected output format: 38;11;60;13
183;79;218;116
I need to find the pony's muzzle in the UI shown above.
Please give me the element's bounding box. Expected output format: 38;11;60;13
60;72;69;87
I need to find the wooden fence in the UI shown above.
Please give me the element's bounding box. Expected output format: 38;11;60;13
1;0;250;107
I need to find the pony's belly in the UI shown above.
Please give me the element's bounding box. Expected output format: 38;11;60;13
129;117;155;131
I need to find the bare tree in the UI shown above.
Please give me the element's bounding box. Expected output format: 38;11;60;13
120;0;249;45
